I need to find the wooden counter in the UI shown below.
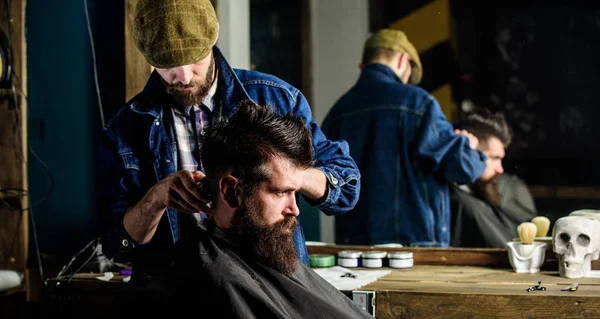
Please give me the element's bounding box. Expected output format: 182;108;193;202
307;245;600;318
358;265;600;319
45;266;600;319
43;246;600;318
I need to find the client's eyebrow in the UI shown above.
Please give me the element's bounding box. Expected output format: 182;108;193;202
268;185;298;193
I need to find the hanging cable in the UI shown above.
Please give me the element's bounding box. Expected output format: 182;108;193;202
83;0;105;127
27;196;44;283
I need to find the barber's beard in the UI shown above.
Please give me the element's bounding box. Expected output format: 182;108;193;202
164;58;215;107
233;197;298;275
472;174;502;209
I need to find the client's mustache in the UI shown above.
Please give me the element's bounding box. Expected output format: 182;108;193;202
266;215;298;234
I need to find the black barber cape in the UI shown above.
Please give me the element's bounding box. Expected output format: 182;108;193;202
121;221;373;318
450;185;519;248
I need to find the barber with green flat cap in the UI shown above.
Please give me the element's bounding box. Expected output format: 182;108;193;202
96;0;360;295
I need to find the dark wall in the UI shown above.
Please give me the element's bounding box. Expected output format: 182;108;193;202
453;1;600;184
451;1;600;220
26;0;123;263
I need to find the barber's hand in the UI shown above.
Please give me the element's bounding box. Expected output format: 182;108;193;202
454;129;479;150
146;170;211;214
299;167;329;204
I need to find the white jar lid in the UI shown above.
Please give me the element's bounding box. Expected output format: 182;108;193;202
338;250;363;258
362;250;387;259
389;251;413;259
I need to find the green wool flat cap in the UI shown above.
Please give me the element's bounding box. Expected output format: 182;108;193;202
364;29;423;85
132;0;219;68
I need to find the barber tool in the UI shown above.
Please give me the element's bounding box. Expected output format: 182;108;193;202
337;250;363;268
518;222;538;257
388;251;414;269
526;281;546;292
197;180;212;201
561;283;579;292
340;272;357;279
361;251;387;268
308;254;336;268
531;216;551;237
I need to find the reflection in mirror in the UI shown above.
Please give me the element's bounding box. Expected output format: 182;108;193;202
293;1;600;248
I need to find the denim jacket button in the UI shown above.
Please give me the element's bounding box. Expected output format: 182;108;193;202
122;239;129;247
329;173;338;185
155;121;160;126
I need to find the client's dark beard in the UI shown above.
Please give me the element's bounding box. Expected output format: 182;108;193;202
163;58;215;107
472;174;502;209
233;197;298;275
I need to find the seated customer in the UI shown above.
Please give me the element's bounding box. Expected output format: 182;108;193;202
118;101;372;318
450;108;524;248
498;173;538;223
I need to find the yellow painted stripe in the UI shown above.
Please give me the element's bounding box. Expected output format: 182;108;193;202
389;0;450;54
432;83;453;121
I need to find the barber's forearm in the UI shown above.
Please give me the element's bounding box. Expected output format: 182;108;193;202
123;193;166;243
300;167;328;203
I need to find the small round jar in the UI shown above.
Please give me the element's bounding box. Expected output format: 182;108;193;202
308;254;336;268
362;251;387;268
388;251;414;269
337;250;363;268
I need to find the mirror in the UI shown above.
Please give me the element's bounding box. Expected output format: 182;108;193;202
285;1;600;249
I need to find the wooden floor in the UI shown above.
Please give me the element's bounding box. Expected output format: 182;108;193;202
358;265;600;319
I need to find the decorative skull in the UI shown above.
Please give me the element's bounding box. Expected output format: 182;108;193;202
552;216;600;278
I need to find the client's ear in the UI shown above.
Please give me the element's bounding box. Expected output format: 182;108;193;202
220;175;240;208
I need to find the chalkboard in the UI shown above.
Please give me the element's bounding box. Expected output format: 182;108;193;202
455;2;600;185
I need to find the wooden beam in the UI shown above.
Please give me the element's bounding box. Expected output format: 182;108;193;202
0;0;28;294
529;185;600;200
124;0;153;102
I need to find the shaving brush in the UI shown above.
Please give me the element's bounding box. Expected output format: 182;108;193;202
531;216;551;237
518;222;538;256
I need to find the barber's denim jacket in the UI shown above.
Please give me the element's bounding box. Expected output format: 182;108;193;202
321;64;485;247
97;47;360;267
